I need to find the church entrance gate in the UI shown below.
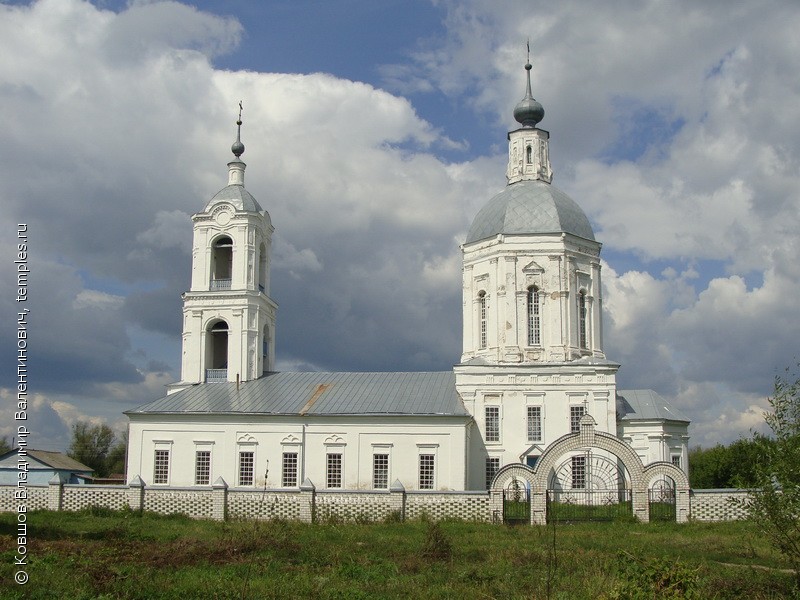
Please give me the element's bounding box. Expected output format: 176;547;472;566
502;480;530;525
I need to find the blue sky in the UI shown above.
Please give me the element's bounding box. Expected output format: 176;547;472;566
2;0;799;451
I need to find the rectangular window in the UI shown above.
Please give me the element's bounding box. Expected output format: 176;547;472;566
671;455;681;468
326;453;343;489
527;406;542;442
571;455;586;489
485;406;500;442
194;450;211;485
485;457;500;490
419;454;435;490
238;451;255;487
153;449;170;484
373;454;389;489
282;452;298;487
570;405;585;433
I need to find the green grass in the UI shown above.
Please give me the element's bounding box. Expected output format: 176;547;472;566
0;509;796;599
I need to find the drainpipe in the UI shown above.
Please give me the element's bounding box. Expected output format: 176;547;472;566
301;423;307;482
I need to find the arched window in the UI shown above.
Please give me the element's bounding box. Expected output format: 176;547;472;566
211;236;233;289
526;145;532;164
262;324;270;374
578;290;587;349
206;320;229;382
257;242;267;293
527;286;540;346
478;291;487;349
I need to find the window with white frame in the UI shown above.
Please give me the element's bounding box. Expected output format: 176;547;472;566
527;406;542;442
373;454;389;489
578;290;587;349
485;457;500;490
419;454;435;490
153;449;170;484
527;286;541;346
478;291;487;349
326;453;343;489
195;450;211;485
570;405;585;433
238;451;255;487
485;406;500;442
282;452;298;487
571;455;586;489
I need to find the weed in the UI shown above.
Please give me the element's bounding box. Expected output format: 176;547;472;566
420;520;452;561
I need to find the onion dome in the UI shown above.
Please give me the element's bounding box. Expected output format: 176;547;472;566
513;61;544;127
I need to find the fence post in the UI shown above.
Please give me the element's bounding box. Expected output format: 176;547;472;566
127;475;145;513
389;479;406;521
47;474;65;511
299;478;315;523
212;477;228;521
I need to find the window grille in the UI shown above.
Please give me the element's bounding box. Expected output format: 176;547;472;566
326;453;342;489
194;450;211;485
485;457;500;490
527;406;542;442
571;455;586;489
671;455;681;468
419;454;435;490
570;405;585;433
153;449;170;484
282;452;298;487
485;406;500;442
578;291;587;349
373;454;389;489
527;286;540;345
479;292;487;349
238;451;254;487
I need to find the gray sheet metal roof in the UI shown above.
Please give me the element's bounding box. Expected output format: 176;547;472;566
205;184;263;212
616;389;690;423
466;180;595;244
127;371;468;417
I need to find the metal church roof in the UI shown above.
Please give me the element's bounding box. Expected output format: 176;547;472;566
127;371;468;417
205;183;263;213
616;389;690;423
466;179;595;244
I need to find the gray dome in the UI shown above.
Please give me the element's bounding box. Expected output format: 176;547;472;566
466;180;595;244
205;184;263;213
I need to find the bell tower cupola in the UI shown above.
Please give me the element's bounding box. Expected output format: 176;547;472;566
169;103;278;393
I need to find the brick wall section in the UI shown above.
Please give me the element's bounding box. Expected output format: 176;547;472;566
0;484;754;524
690;489;751;521
143;488;215;518
0;486;47;511
315;491;402;523
62;485;129;512
227;490;303;520
405;491;490;522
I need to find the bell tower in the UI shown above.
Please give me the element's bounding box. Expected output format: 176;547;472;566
168;105;278;394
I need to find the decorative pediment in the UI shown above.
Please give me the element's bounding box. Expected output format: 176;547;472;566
237;433;257;445
324;434;346;446
280;434;301;445
522;259;545;274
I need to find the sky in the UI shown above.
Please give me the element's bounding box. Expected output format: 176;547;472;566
1;0;798;452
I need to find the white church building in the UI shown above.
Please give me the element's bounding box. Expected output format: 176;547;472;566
125;60;690;498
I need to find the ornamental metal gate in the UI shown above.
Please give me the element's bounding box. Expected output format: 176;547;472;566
546;451;633;523
502;484;530;525
648;477;676;522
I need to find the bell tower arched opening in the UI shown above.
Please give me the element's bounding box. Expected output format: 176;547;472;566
211;236;233;288
258;242;267;293
206;320;229;382
262;323;271;374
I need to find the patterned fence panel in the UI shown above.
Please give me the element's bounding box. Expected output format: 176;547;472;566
143;488;215;518
405;492;490;522
0;486;47;511
62;485;129;512
690;489;750;521
227;490;302;520
315;491;400;523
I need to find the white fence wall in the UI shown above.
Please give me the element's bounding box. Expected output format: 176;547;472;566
0;481;753;524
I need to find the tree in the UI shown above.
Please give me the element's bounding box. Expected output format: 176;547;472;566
739;366;800;582
67;422;118;477
0;436;11;455
689;438;770;489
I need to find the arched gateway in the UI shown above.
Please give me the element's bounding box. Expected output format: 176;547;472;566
490;415;689;524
